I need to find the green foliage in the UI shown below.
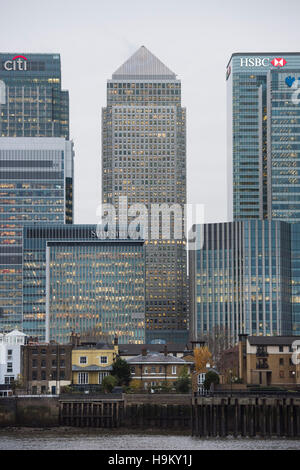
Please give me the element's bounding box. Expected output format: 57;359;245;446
101;375;118;393
111;357;131;386
174;365;191;394
203;370;220;390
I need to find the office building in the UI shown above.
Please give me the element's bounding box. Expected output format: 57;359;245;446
0;138;74;333
227;53;300;221
23;225;145;343
102;46;187;343
0;53;69;139
189;220;293;345
0;52;72;334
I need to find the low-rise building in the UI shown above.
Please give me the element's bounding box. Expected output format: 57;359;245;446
72;337;119;390
21;340;72;394
0;329;27;396
127;348;193;391
239;335;300;388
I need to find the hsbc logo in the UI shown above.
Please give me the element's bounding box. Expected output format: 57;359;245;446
3;55;28;71
271;58;287;67
240;57;287;67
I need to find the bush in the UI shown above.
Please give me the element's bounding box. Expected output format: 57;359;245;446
102;375;118;393
174;366;191;394
111;358;131;386
203;370;220;390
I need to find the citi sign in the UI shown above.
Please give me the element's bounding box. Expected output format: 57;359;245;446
240;57;287;67
3;55;28;71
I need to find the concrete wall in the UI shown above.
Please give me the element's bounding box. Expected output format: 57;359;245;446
0;397;60;427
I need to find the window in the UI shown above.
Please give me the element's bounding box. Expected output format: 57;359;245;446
41;371;46;380
279;358;284;366
59;371;65;380
172;366;177;375
4;376;14;385
98;372;109;384
32;359;37;368
41;359;46;368
80;356;87;364
151;366;156;374
78;372;88;384
100;356;108;364
130;367;136;374
279;346;284;353
144;367;148;374
60;360;65;367
32;371;37;380
7;349;12;360
279;370;285;378
7;362;12;373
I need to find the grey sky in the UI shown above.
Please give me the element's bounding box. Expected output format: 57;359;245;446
1;0;300;224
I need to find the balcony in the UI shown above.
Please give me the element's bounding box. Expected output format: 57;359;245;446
256;350;269;358
256;362;269;370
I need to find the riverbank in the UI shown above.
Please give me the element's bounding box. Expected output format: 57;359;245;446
1;428;300;450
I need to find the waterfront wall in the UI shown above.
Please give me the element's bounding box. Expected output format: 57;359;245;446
2;394;300;437
192;396;300;437
0;397;60;427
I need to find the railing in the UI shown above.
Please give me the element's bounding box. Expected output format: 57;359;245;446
195;389;300;397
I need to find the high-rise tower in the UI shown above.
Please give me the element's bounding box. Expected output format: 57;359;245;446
102;46;187;343
227;53;300;222
0;53;73;334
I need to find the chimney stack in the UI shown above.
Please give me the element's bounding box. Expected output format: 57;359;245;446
164;345;168;357
141;347;147;357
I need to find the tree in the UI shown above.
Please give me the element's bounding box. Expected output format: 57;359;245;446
203;370;220;391
111;357;131;386
194;346;213;373
102;375;117;393
174;365;191;393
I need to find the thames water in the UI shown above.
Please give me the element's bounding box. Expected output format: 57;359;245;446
1;428;300;450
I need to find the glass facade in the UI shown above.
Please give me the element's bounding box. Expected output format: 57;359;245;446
189;220;293;345
47;239;145;344
23;225;145;343
0;53;69;139
227;53;300;222
102;46;187;344
0;138;73;333
0;53;72;334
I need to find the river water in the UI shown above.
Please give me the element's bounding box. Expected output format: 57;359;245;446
1;428;300;450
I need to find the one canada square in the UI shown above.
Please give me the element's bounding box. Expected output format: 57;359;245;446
102;46;187;343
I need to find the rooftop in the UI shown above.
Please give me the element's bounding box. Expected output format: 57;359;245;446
127;351;193;364
247;336;300;346
112;46;176;80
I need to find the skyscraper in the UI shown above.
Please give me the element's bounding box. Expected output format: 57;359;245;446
102;46;187;343
0;53;72;334
189;220;292;345
0;138;74;333
227;53;300;222
23;224;145;343
0;53;69;139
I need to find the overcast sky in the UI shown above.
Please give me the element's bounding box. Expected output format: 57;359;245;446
1;0;300;224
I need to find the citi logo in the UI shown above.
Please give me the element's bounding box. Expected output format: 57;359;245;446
271;58;287;67
240;57;287;67
3;55;28;71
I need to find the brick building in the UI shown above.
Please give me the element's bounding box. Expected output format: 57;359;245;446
21;340;72;394
239;335;300;388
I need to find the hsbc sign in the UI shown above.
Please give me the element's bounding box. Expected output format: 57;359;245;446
3;55;28;71
240;57;287;67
